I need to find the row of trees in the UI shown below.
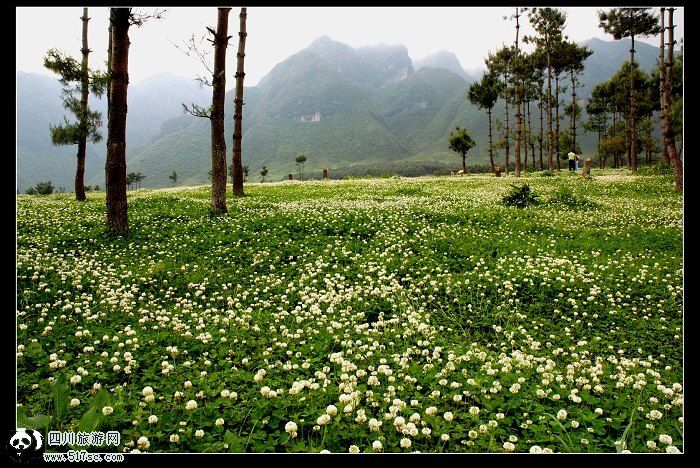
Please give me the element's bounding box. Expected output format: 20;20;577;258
465;7;682;190
45;7;249;234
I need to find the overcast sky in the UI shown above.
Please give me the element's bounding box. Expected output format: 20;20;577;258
17;7;683;89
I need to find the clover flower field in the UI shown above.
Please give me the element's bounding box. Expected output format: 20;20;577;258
16;171;683;453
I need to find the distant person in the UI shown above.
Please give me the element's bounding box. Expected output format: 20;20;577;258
575;153;581;171
567;151;577;171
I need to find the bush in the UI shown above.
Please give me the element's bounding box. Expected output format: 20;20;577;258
548;185;597;209
25;187;38;195
502;184;540;208
35;181;54;195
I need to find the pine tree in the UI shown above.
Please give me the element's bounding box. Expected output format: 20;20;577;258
43;8;107;201
598;7;659;172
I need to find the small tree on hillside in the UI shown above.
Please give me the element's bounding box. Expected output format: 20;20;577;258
169;171;178;186
260;165;268;183
448;126;476;174
295;154;308;181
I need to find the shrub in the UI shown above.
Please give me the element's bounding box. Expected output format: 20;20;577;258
540;170;556;177
35;181;54;195
502;184;540;208
548;185;597;209
25;187;38;195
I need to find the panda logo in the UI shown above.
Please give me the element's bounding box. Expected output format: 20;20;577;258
7;428;43;463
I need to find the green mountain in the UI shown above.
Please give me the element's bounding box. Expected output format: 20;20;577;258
413;50;474;82
16;72;211;191
18;36;667;190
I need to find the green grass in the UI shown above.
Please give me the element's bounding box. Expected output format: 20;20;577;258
16;168;683;453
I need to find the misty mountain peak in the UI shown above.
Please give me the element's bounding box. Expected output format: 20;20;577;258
414;50;471;82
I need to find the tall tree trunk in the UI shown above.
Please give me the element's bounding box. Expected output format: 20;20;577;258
659;8;669;165
76;8;90;202
570;69;577;151
629;30;638;172
663;8;682;191
513;8;522;178
210;7;231;214
546;47;554;170
539;92;544;170
528;100;535;169
514;7;523;177
107;19;112;122
504;72;510;174
231;7;247;197
461;153;466;173
105;8;130;234
598;129;604;168
555;74;561;170
487;107;495;172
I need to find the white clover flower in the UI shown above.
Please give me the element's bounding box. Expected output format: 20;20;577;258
400;438;412;448
319;449;330;454
425;406;438;416
647;440;657;449
469;406;480;416
148;415;158;424
659;434;672;445
349;445;360;453
142;386;154;396
69;375;81;384
666;446;680;453
70;398;80;407
137;436;150;450
556;409;567;421
216;418;225;426
443;411;454;422
195;429;204;438
394;416;406;428
530;445;543;453
170;434;180;443
285;421;298;437
220;389;230;398
372;440;382;452
317;414;331;426
571;420;579;429
102;406;114;416
441;433;450;441
594;408;603;415
503;441;515;452
368;418;381;431
185;399;197;411
326;405;338;416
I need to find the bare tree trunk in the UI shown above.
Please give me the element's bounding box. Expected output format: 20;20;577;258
546;48;554;170
527;100;535;169
231;7;247;197
513;8;522;178
487;107;495;172
663;8;682;191
629;30;638;172
76;8;90;202
659;8;669;165
461;153;466;173
210;8;231;214
555;74;561;170
504;71;510;174
105;7;130;234
570;69;577;151
539;93;544;169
